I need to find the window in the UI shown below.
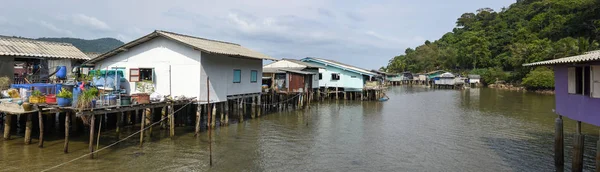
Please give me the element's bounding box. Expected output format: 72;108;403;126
140;68;154;81
569;66;591;96
331;73;340;80
233;69;241;83
250;70;257;83
130;68;140;82
319;73;322;80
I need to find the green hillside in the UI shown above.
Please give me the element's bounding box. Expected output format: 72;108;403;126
36;37;124;53
385;0;600;88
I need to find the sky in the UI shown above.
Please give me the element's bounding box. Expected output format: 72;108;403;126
0;0;514;69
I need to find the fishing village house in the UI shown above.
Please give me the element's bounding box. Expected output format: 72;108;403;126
300;57;382;99
0;36;90;84
523;50;600;172
85;30;276;104
262;59;321;93
467;75;481;87
385;73;402;85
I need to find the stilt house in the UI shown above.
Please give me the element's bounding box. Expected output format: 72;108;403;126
85;30;276;103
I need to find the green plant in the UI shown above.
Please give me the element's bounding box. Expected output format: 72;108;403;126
32;90;42;97
77;87;98;109
522;67;555;90
0;77;9;89
57;88;73;98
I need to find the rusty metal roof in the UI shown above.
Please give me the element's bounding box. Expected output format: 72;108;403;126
523;50;600;66
88;30;275;63
0;36;89;60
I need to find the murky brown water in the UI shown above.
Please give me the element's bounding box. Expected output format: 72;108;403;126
2;87;600;171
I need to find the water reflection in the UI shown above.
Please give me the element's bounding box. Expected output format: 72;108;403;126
2;87;599;171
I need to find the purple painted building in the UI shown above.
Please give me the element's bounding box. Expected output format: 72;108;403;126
525;50;600;126
524;50;600;171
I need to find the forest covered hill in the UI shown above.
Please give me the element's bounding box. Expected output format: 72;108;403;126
36;37;124;53
384;0;600;89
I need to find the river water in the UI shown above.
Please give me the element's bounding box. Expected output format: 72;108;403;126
2;87;600;171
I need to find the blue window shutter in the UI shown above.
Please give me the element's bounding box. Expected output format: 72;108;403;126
233;69;241;83
251;70;257;83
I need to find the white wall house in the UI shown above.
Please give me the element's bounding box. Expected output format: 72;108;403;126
300;57;377;91
434;72;456;85
263;59;322;89
86;30;275;104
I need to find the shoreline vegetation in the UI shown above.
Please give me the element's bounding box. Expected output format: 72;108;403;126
382;0;600;92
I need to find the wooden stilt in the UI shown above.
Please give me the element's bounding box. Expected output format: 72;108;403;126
251;96;256;119
220;103;224;125
211;104;216;128
195;104;201;136
240;98;245;122
161;107;167;129
146;108;152;137
24;113;32;144
3;114;11;140
116;112;122;134
169;105;175;138
596;129;600;172
573;121;584;172
127;111;132;125
64;112;70;153
89;115;95;159
38;110;44;148
225;101;229;125
140;109;145;147
96;115;103;158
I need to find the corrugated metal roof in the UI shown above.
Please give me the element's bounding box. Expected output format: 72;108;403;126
279;68;317;75
88;30;275;63
263;68;316;75
84;52;101;59
303;57;377;76
0;36;89;60
523;50;600;66
281;58;324;68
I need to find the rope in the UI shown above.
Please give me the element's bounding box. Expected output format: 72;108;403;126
41;101;195;172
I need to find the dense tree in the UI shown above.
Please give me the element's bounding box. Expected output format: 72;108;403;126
386;0;600;84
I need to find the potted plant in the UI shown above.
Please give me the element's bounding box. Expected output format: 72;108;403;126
29;90;45;104
57;88;73;107
77;87;98;109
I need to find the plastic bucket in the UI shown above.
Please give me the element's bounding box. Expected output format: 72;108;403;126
46;94;57;104
120;96;131;106
104;95;117;105
57;98;72;107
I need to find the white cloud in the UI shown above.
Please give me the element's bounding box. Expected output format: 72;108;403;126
72;14;111;31
38;20;75;37
0;16;6;24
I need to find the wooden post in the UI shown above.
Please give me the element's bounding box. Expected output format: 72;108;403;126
3;114;11;140
212;104;216;128
251;96;256;119
89;115;95;159
169;105;175;138
225;101;229;125
195;104;201;136
220;103;225;125
596;129;600;172
127;111;132;125
161;107;167;129
573;121;584;172
146;108;153;137
24;113;32;144
140;109;145;147
335;87;339;100
64;112;70;153
116;112;122;135
240;98;245;122
38;110;44;148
